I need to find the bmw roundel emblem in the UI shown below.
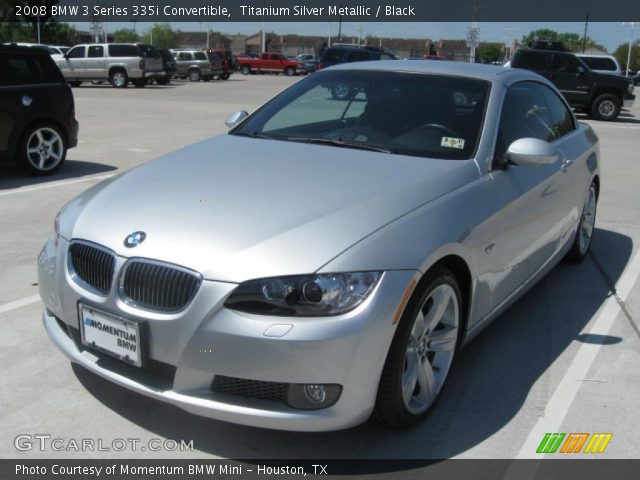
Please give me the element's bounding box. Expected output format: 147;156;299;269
124;231;146;248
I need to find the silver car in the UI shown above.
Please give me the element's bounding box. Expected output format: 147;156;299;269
39;61;599;431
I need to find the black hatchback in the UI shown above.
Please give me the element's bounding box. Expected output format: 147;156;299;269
0;45;79;175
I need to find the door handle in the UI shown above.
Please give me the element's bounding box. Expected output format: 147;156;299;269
560;158;573;172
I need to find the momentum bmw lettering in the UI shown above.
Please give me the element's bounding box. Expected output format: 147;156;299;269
39;61;600;431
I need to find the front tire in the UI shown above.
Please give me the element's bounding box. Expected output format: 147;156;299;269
590;94;621;121
240;65;251;75
285;67;295;76
375;266;461;427
16;123;67;175
567;183;597;262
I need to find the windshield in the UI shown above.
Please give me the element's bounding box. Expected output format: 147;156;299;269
232;70;490;160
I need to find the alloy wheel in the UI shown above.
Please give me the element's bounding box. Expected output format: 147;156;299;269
26;127;64;172
579;185;597;255
402;283;459;414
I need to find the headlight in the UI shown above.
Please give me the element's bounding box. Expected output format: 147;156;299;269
225;272;382;316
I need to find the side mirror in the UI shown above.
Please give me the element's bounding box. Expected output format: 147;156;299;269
506;138;559;166
225;110;249;129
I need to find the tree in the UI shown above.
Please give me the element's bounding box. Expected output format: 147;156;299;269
141;23;174;48
41;21;78;45
113;28;139;43
0;0;61;43
477;43;503;63
613;41;640;73
521;28;605;52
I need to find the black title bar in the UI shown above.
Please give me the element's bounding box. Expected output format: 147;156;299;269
6;0;640;22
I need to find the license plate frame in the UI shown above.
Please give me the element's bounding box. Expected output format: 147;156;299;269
79;304;143;367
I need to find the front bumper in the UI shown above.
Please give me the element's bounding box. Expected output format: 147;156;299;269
623;92;635;109
39;236;415;431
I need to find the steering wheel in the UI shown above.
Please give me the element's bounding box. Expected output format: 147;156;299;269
417;123;459;138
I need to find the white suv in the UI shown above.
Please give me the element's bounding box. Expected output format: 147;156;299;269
56;43;164;88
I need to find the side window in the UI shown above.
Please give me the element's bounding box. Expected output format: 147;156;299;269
108;45;140;57
496;81;556;161
0;56;43;85
550;54;580;73
347;51;371;62
515;51;546;70
88;46;103;58
539;84;576;140
66;46;85;59
178;52;192;61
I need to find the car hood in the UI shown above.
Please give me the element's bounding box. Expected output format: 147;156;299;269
65;135;479;282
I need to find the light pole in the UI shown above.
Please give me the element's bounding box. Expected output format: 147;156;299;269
622;22;636;77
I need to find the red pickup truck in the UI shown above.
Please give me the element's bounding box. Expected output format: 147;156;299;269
237;53;298;76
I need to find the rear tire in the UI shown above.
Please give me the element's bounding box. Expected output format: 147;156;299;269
331;83;351;100
374;266;461;428
566;182;597;262
240;65;251;75
16;123;67;175
590;94;621;121
188;69;201;82
285;67;295;76
109;69;128;88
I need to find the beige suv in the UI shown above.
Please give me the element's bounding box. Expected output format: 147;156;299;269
55;43;164;88
171;49;222;81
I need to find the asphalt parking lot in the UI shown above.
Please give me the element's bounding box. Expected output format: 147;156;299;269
1;75;639;459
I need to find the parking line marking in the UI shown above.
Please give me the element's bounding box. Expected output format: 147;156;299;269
0;294;41;315
515;247;640;459
0;173;116;197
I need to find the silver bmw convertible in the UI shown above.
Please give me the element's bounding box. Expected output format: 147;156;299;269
39;61;599;431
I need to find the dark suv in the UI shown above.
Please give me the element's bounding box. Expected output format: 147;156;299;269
319;44;398;69
0;45;78;175
510;47;635;120
319;44;399;99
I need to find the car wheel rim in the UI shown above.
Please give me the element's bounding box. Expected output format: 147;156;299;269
598;100;615;118
113;73;125;87
579;186;596;255
335;84;349;98
190;71;199;81
26;128;63;171
402;283;459;415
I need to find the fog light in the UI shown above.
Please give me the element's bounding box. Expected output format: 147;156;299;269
287;383;342;410
305;384;326;402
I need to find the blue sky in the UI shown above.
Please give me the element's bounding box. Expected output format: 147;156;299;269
72;22;635;53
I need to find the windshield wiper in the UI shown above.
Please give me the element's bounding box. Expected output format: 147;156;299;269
232;131;279;140
286;136;395;154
